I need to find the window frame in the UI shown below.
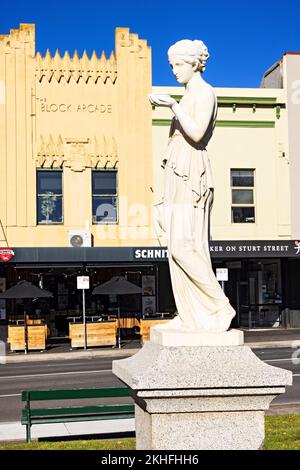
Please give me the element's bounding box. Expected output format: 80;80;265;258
92;169;118;225
231;169;256;224
37;169;64;225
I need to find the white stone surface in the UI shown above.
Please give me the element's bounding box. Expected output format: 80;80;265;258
113;342;292;390
135;407;265;450
113;343;292;450
150;327;244;346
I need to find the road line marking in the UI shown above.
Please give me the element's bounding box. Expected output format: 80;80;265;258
265;358;296;363
0;394;21;398
271;401;300;406
0;369;112;380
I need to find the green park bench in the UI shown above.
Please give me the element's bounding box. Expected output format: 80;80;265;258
21;387;135;443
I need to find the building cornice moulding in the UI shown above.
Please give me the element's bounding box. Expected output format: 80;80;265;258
36;135;118;171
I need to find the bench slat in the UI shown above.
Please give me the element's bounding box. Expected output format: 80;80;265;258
22;387;131;401
21;413;135;426
22;404;134;418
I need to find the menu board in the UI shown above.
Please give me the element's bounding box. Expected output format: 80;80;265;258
57;282;69;310
142;276;156;296
142;296;156;317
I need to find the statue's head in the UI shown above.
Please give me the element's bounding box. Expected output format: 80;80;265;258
168;39;210;84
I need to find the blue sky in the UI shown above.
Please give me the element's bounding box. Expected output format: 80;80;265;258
1;0;300;88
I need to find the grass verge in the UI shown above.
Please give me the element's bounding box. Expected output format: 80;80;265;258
1;415;300;450
0;437;136;450
264;414;300;450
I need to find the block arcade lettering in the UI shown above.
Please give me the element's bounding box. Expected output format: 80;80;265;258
38;100;113;114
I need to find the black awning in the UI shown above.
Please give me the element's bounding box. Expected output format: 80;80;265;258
2;241;300;265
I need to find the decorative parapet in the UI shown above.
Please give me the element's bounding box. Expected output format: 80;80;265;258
116;27;150;59
36;135;118;171
35;49;117;84
0;23;35;54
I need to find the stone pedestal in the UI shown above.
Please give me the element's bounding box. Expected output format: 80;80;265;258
113;341;292;450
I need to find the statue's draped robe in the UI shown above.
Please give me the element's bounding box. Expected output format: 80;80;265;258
154;87;236;332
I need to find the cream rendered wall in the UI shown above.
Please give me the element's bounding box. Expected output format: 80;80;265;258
152;86;291;241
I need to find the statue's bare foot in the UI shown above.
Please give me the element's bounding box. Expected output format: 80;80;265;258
194;304;236;333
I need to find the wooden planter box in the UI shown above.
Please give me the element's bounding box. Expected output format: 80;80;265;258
140;318;171;343
8;325;47;351
69;321;117;348
117;317;140;330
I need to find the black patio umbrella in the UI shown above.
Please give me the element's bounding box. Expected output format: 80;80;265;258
92;276;142;348
92;276;142;296
0;280;53;354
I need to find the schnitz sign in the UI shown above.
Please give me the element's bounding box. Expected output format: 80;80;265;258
134;241;300;260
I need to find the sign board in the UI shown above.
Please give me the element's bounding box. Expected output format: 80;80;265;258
216;268;228;282
142;296;156;317
0;248;15;262
77;276;90;290
142;275;156;296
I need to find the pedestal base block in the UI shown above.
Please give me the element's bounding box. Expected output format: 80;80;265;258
135;406;265;450
113;342;292;450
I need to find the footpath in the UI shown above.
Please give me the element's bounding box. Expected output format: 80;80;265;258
2;328;300;363
0;328;299;443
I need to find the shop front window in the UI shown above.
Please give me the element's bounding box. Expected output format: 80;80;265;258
238;260;282;328
37;170;63;224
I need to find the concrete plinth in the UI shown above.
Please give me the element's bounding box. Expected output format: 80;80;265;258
150;327;244;347
113;342;292;450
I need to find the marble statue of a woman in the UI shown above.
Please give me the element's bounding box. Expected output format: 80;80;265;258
149;39;236;335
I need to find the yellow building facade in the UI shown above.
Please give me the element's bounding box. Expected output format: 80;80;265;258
0;24;153;248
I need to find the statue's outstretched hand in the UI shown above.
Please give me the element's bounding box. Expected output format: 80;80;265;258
148;94;176;108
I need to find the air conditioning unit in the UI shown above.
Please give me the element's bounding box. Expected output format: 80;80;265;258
68;229;92;248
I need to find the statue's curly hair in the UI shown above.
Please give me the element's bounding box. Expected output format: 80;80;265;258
168;39;210;73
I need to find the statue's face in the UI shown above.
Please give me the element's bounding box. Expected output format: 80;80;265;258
169;57;195;84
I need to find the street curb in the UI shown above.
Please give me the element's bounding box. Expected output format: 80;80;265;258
3;340;298;363
4;348;141;363
247;341;298;349
266;404;300;416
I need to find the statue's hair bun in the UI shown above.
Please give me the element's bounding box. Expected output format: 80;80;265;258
193;40;210;71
